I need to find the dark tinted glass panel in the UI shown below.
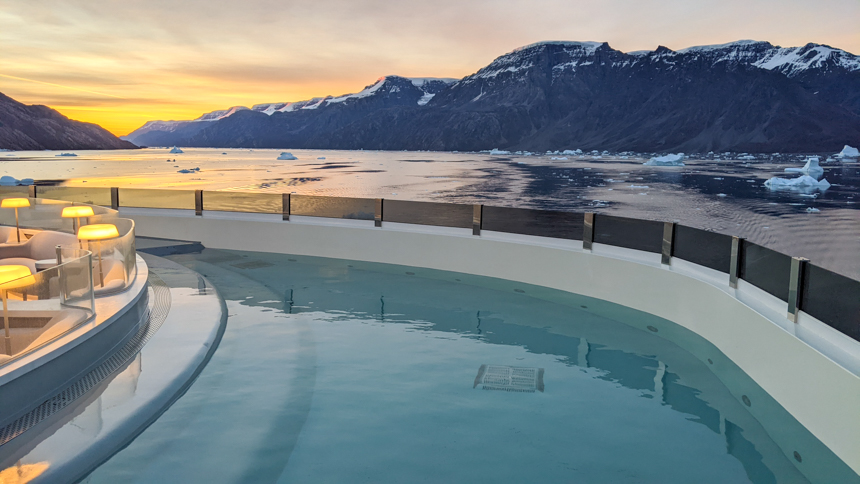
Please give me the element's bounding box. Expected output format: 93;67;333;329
0;187;30;198
383;200;472;228
801;265;860;342
482;206;583;240
673;225;732;273
204;191;282;214
37;186;112;206
118;188;195;209
592;215;663;253
291;195;375;220
739;242;791;301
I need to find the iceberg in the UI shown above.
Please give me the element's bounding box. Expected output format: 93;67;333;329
836;145;859;159
644;153;685;166
784;157;823;176
0;176;32;186
277;152;298;160
169;146;184;154
764;175;830;191
562;149;583;155
489;149;510;155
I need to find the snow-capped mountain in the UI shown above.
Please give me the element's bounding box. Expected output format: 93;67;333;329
125;76;455;146
125;40;860;152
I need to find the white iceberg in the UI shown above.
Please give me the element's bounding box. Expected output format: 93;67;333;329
764;175;831;191
169;146;184;154
277;152;298;160
836;145;859;159
562;149;583;155
784;157;823;176
0;176;17;186
644;153;685;166
489;149;510;155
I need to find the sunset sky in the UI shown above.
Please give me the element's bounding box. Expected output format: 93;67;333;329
2;0;858;136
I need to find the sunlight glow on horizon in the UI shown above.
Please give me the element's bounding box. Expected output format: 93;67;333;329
2;0;858;136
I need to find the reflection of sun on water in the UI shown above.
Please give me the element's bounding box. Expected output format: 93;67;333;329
0;462;49;484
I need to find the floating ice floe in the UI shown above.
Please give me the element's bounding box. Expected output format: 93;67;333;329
177;167;201;174
806;207;820;213
643;153;685;166
489;149;510;155
785;157;823;176
169;146;184;154
550;157;569;161
0;176;33;186
562;149;583;155
317;157;326;160
277;152;298;160
836;145;859;159
55;153;77;157
764;175;830;191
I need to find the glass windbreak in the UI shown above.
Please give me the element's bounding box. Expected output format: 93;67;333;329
203;191;282;214
0;247;95;366
83;218;136;296
0;187;30;198
739;242;791;301
0;198;117;235
290;195;375;220
673;225;732;273
482;206;583;240
801;264;860;342
37;186;113;207
383;200;472;228
592;215;663;253
117;188;195;209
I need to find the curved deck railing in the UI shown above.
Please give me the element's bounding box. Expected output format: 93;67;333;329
3;185;857;344
0;247;96;367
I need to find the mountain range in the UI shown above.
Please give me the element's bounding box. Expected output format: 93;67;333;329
29;40;860;154
0;93;136;151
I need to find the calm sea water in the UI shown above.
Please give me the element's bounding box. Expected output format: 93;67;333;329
3;148;858;278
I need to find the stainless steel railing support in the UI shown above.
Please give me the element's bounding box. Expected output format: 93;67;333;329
472;205;482;236
730;236;744;288
661;222;675;266
788;257;808;323
582;213;595;251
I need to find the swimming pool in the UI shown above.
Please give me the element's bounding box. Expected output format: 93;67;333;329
86;248;855;483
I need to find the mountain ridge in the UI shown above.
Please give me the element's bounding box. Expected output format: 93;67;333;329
0;93;137;151
125;40;860;153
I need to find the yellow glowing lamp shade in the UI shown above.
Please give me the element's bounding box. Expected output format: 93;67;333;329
0;198;30;208
77;223;119;241
62;206;95;218
0;265;34;289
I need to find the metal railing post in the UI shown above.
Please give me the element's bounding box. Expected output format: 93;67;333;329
661;222;675;266
472;204;482;236
787;257;808;323
282;193;290;221
582;213;595;251
195;190;203;216
28;186;36;198
730;236;744;288
110;187;119;210
374;198;383;227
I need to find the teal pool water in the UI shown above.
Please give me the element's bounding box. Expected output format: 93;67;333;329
86;249;853;483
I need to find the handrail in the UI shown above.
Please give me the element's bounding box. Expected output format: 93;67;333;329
4;185;857;343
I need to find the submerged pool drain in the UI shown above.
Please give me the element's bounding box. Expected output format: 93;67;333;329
474;365;545;393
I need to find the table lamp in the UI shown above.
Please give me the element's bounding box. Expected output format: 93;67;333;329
0;265;34;355
1;198;30;243
77;224;119;288
61;205;94;233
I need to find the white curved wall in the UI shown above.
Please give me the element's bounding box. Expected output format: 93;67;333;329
123;208;860;476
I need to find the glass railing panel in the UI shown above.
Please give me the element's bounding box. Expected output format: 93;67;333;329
0;247;94;366
673;225;732;273
592;215;663;253
117;188;195;209
83;218;136;295
482;206;583;240
37;186;113;207
0;187;30;198
739;242;791;301
383;200;472;228
204;191;282;214
801;264;860;342
291;195;375;220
